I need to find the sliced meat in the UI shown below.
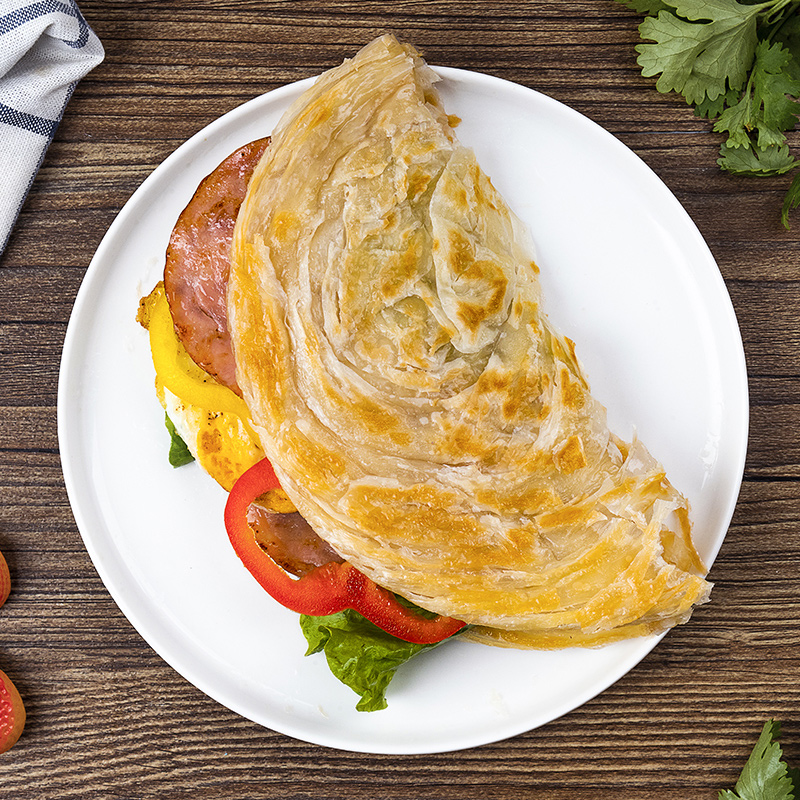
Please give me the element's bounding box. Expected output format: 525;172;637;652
247;505;345;577
164;138;345;577
164;137;271;395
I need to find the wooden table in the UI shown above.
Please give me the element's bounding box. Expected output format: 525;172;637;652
2;2;798;797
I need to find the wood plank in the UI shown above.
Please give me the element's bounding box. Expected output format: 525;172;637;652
1;2;799;796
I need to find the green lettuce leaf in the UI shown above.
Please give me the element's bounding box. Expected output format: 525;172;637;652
164;412;195;467
300;608;455;712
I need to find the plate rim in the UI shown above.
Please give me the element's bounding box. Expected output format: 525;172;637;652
57;65;749;754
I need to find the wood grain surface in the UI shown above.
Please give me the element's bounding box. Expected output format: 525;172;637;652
1;2;799;798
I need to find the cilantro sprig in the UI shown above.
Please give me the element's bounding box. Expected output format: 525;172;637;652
615;0;800;228
721;719;799;800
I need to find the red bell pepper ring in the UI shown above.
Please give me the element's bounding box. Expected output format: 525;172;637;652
224;457;466;645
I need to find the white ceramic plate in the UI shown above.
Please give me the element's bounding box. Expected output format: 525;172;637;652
58;67;748;754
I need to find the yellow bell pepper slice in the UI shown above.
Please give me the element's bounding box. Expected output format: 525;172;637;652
140;283;254;422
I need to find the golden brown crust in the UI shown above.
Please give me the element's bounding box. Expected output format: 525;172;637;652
228;34;711;648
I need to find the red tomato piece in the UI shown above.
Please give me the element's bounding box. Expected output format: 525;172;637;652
225;458;466;644
0;551;9;609
0;670;25;754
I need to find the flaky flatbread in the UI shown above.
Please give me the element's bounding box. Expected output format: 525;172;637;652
228;34;711;648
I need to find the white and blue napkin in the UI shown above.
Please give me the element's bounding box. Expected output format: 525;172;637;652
0;0;104;253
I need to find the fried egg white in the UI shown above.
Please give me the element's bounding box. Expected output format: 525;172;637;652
156;378;263;493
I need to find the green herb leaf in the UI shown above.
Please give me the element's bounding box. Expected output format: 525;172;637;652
751;42;800;143
620;0;800;226
781;169;800;228
718;719;796;800
164;412;195;467
788;764;800;796
718;140;798;175
715;90;757;147
614;0;673;13
775;13;800;69
635;0;763;106
714;40;800;149
694;86;742;118
300;608;449;712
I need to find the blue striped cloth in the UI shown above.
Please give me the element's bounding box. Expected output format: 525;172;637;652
0;0;103;253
